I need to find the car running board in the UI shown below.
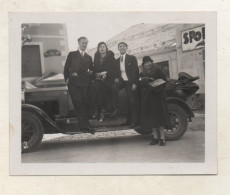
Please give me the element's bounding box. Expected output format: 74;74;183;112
63;125;132;135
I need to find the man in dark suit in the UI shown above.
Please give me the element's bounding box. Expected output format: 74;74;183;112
64;36;95;134
111;42;140;128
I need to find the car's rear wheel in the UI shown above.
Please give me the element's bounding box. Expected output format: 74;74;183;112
21;111;44;153
134;103;188;140
165;103;188;141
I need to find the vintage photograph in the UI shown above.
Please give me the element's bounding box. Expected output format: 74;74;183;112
10;12;216;175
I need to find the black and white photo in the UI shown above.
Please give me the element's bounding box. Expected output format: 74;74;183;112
10;12;217;175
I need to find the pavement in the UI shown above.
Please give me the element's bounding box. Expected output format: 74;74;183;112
22;115;205;163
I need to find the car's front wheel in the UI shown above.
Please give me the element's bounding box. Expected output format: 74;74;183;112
21;111;44;153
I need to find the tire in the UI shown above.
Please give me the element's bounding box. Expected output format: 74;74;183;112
21;111;44;153
165;103;188;141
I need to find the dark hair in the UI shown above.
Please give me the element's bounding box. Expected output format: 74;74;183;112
118;42;128;47
97;42;108;53
78;36;88;42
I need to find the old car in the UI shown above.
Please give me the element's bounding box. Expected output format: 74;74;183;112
44;49;61;57
21;72;199;152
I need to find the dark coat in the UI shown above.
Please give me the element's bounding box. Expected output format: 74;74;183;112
93;50;117;85
139;64;171;132
114;54;139;85
64;50;93;87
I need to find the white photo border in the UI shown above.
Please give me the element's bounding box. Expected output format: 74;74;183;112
10;11;217;175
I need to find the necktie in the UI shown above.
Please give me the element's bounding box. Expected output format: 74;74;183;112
120;55;123;62
81;51;84;57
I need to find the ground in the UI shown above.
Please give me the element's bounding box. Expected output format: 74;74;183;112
21;114;205;163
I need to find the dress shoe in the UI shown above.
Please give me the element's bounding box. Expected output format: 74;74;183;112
128;123;139;129
150;139;159;145
92;108;99;119
83;127;95;135
159;139;166;146
92;114;97;119
110;108;119;118
134;126;140;130
121;121;132;126
99;109;105;122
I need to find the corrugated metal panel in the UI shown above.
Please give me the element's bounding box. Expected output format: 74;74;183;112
88;23;178;57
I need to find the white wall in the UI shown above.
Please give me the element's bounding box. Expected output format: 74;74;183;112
176;24;205;94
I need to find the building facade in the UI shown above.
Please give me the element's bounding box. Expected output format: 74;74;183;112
21;23;69;81
176;24;205;94
88;23;205;95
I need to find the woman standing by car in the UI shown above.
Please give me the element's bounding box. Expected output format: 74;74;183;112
90;42;117;122
138;56;171;146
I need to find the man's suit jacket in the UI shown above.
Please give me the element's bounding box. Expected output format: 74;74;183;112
64;50;93;87
115;54;139;85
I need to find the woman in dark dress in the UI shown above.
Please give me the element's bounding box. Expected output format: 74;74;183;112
90;42;117;121
139;56;171;146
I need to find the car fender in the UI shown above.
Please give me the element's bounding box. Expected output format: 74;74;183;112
22;104;60;133
166;97;194;119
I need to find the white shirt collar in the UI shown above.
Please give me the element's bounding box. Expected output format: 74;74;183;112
79;49;85;55
120;53;126;58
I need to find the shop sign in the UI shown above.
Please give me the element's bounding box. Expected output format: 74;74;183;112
182;25;205;51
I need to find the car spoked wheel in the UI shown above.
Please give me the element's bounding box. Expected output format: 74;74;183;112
21;111;44;153
167;112;181;134
165;104;188;141
22;121;35;142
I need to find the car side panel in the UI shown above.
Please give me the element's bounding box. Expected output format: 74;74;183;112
25;88;69;118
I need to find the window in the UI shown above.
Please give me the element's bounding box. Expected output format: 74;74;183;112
155;61;170;79
22;45;42;78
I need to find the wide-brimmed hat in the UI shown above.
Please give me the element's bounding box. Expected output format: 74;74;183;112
142;56;153;65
